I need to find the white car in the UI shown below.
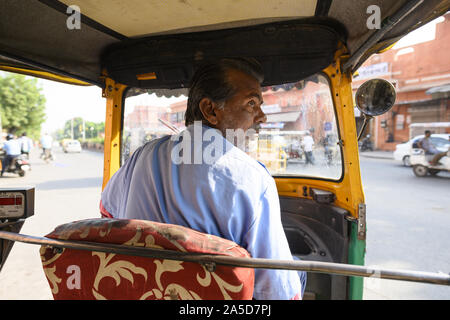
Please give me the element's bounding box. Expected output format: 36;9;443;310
394;133;450;166
63;140;82;153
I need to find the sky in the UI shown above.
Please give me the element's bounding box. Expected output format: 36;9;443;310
38;79;106;133
37;80;187;134
125;93;187;116
392;15;444;49
3;14;446;135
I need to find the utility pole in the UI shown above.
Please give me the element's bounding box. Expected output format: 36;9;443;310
71;118;74;139
82;118;85;140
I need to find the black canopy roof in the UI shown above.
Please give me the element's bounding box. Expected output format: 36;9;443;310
1;0;448;88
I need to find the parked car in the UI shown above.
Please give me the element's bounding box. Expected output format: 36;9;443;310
394;134;450;166
62;140;82;153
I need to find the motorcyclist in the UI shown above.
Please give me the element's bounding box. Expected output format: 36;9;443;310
40;133;53;161
322;133;334;164
1;134;22;176
360;134;373;151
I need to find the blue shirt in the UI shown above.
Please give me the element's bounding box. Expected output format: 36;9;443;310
101;124;301;300
420;137;439;154
3;139;22;156
40;135;53;149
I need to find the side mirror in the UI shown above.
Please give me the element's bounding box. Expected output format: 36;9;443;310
355;79;396;140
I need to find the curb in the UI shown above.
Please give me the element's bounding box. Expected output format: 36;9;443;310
359;152;394;160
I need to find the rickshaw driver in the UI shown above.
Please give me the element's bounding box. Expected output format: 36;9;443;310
419;130;448;165
100;58;305;300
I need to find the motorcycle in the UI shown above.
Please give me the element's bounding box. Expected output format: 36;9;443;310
0;152;31;177
322;135;335;165
324;146;333;165
359;134;373;152
40;148;55;163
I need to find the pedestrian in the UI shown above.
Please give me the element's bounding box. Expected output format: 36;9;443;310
302;131;315;165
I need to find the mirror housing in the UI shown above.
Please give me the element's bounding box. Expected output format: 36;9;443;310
355;79;396;140
355;78;396;116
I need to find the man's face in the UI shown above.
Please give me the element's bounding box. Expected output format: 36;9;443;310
211;69;266;135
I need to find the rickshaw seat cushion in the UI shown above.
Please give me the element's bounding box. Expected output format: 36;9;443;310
39;218;254;300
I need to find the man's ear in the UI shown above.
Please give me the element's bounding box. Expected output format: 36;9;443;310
199;97;219;125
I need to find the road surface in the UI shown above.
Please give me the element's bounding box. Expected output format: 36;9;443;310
0;147;103;299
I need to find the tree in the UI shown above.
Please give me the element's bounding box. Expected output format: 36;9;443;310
0;73;46;139
60;117;104;140
85;120;104;139
62;117;83;140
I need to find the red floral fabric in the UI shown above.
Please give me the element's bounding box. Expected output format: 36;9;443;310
40;218;254;300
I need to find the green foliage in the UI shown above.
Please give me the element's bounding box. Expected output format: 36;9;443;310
0;73;47;139
57;117;104;141
83;136;104;145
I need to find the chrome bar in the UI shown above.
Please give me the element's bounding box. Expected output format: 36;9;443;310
0;230;449;286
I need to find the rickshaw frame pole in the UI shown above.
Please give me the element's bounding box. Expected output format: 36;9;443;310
0;230;449;286
343;0;424;72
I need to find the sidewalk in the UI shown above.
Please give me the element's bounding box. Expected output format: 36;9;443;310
359;150;394;160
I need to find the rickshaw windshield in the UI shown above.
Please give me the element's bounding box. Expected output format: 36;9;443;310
122;73;342;180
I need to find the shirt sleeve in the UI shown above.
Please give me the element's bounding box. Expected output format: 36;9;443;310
101;145;145;218
3;143;10;154
242;177;302;300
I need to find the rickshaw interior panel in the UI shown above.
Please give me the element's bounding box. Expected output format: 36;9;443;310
281;196;351;299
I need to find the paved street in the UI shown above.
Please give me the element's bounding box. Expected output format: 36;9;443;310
360;154;450;300
0;147;103;299
0;148;448;299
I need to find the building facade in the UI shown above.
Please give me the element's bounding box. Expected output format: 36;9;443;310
353;13;450;150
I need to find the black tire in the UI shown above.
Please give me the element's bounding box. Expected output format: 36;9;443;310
402;155;411;167
18;170;25;177
413;165;428;177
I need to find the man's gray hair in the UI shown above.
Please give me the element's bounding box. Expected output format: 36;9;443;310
185;58;264;126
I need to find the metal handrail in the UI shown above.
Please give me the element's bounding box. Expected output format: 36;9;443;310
0;230;449;286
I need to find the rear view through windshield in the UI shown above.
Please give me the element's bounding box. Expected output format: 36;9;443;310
122;73;342;180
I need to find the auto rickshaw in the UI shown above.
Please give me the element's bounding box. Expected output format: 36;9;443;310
253;131;288;174
0;0;449;302
410;148;450;177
